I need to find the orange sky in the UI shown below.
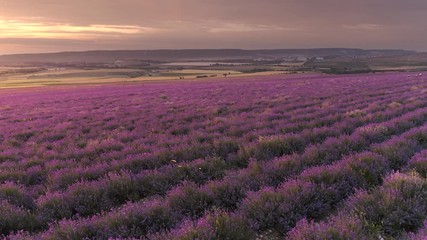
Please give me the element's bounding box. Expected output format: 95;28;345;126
0;0;426;54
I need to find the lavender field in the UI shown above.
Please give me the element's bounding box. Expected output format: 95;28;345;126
0;73;426;239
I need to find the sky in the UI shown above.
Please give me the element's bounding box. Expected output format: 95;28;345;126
0;0;426;54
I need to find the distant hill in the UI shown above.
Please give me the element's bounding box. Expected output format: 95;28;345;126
0;48;416;65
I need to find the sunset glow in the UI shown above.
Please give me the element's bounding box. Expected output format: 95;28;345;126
0;18;154;39
0;0;426;54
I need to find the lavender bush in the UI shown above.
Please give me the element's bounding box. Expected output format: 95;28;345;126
0;72;426;239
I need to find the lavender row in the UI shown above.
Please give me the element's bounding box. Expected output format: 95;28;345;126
31;104;427;228
1;80;414;172
1;73;420;168
0;80;420;194
0;72;425;238
34;109;427;239
40;94;422;193
0;77;421;181
152;124;427;240
287;170;427;240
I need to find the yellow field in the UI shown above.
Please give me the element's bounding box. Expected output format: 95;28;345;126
369;66;427;71
0;68;286;89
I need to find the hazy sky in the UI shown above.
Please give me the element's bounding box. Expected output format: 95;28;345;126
0;0;426;54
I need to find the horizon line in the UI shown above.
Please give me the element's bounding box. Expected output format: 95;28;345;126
0;47;421;57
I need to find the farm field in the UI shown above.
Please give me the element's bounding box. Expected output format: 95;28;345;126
0;72;426;239
0;66;286;89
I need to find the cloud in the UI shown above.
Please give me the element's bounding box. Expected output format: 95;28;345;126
206;23;297;33
158;20;299;34
0;18;157;40
342;24;382;31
